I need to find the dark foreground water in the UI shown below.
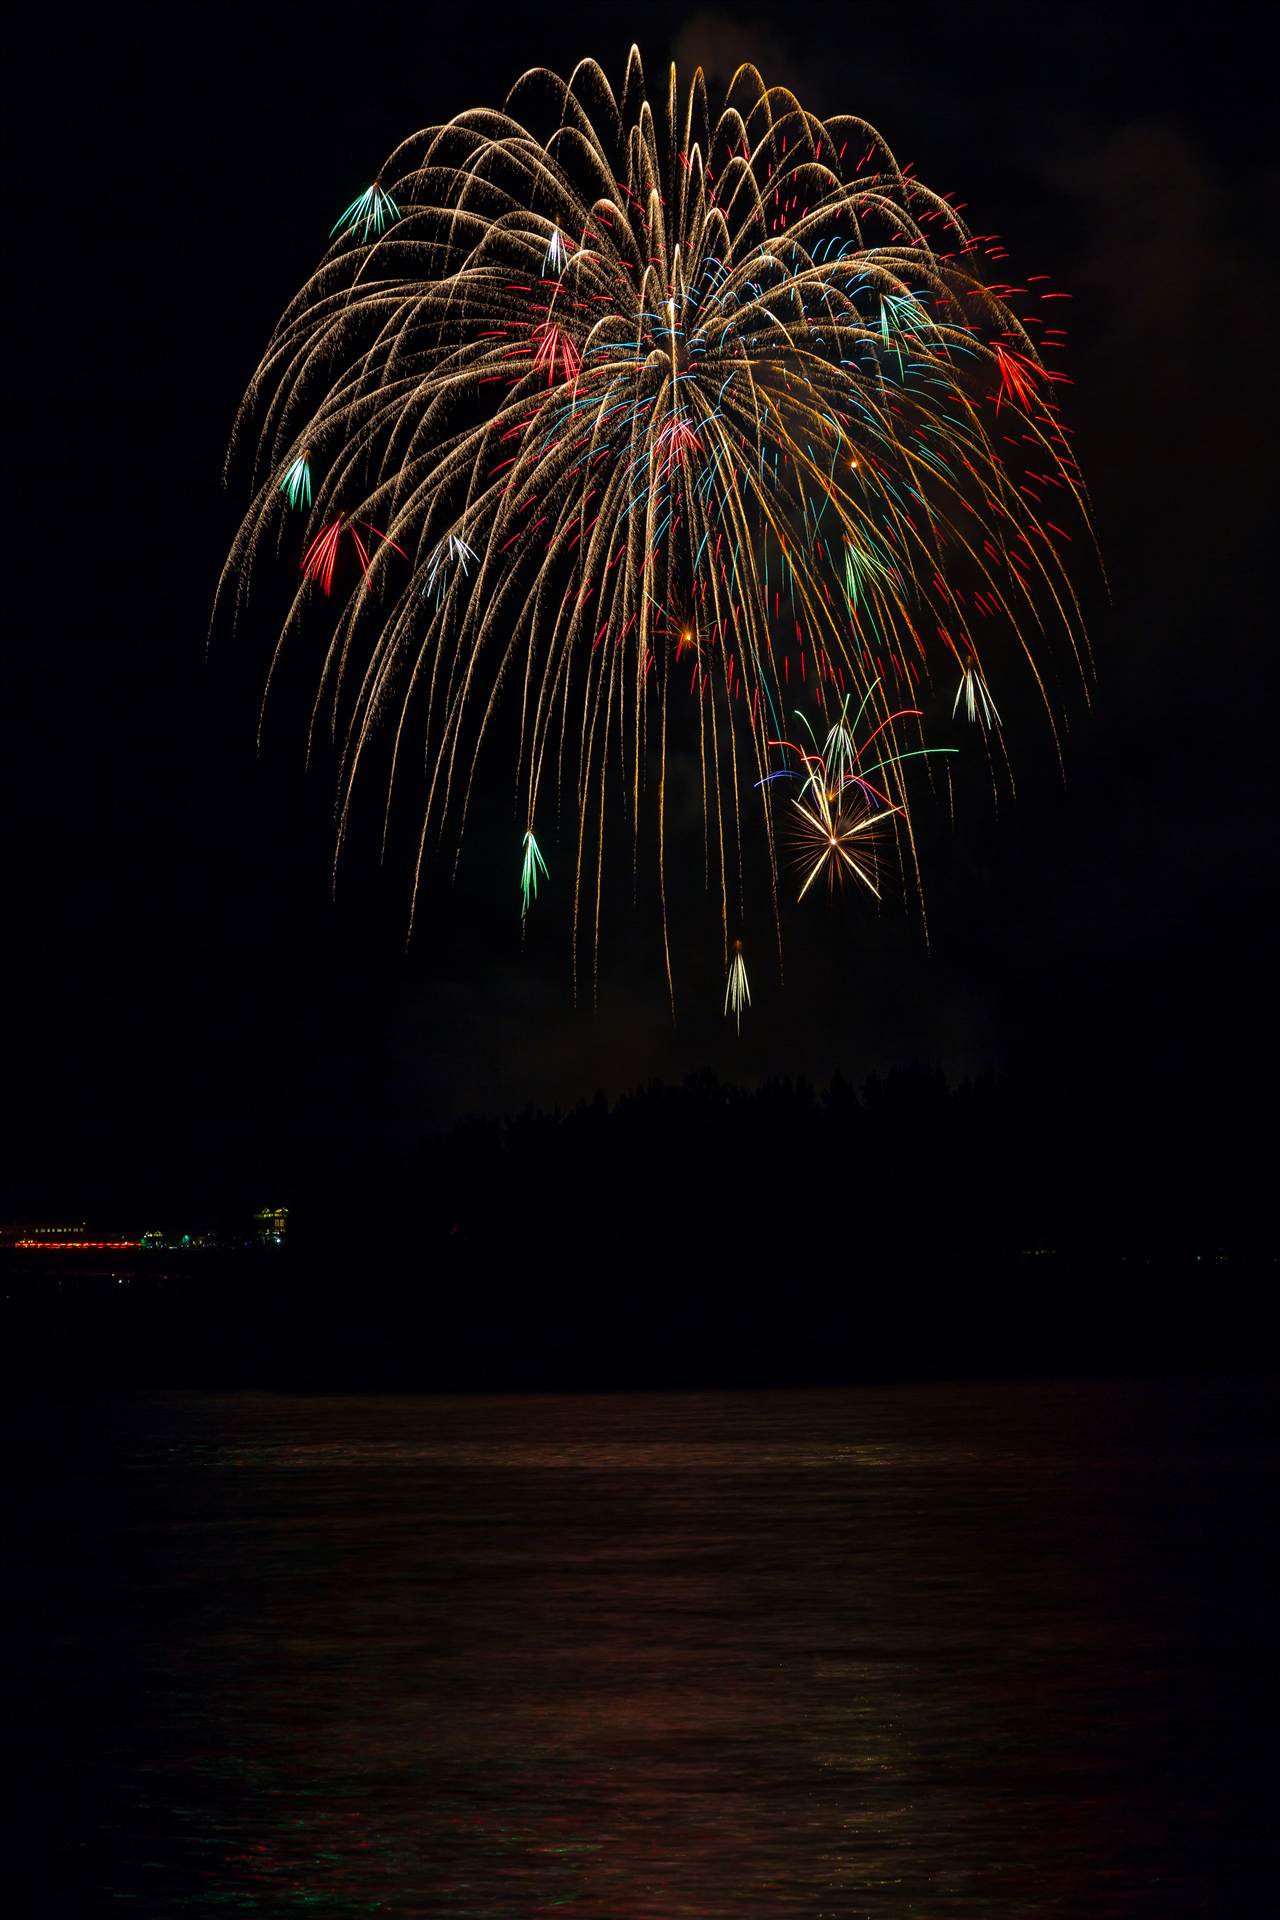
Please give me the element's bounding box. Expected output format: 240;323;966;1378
9;1382;1274;1915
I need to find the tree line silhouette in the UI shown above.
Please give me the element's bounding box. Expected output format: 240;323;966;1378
304;1062;1265;1265
6;1066;1267;1391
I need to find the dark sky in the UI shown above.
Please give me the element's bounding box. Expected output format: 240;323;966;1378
5;0;1274;1216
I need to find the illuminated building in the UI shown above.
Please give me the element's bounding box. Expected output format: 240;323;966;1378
2;1222;136;1250
254;1206;288;1247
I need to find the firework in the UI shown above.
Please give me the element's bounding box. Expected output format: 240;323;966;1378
763;687;935;902
725;941;751;1033
520;829;548;914
301;519;405;595
953;663;1001;728
529;320;581;385
793;785;885;901
279;451;311;510
330;182;400;242
219;51;1095;1010
424;532;479;600
993;344;1040;413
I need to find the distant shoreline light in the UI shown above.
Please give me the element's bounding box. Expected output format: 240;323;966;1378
11;1239;138;1250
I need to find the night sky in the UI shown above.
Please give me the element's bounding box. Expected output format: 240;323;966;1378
7;0;1273;1219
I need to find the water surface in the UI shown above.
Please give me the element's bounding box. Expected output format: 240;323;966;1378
12;1381;1271;1914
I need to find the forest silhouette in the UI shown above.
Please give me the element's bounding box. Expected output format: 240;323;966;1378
7;1066;1267;1391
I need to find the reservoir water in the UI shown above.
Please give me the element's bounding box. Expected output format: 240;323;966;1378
10;1380;1272;1914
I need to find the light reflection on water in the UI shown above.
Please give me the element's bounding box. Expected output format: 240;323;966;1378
23;1382;1272;1914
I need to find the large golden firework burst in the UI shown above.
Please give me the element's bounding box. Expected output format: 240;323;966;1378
218;49;1095;1018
